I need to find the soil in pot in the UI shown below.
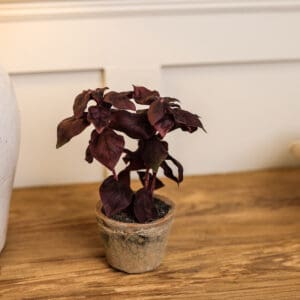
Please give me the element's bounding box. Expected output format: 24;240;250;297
110;198;171;224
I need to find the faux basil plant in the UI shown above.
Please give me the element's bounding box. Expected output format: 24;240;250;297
57;86;205;223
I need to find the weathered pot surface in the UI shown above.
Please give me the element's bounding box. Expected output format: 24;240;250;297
96;195;175;273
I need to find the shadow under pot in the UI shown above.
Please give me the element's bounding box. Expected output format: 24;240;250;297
95;195;175;274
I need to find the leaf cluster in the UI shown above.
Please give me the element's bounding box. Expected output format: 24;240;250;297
57;86;205;222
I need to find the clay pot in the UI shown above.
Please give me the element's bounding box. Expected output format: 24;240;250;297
96;196;175;273
0;66;20;254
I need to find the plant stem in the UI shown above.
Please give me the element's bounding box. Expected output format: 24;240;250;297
145;168;150;189
150;172;157;194
112;169;118;181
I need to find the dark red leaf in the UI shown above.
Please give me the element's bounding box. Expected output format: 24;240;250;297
160;155;183;184
148;99;175;138
56;115;90;148
148;98;206;137
154;116;174;138
160;161;176;182
167;155;183;183
133;188;157;223
87;105;111;134
140;136;168;172
73;90;92;118
132;85;159;105
109;110;155;140
123;148;145;170
137;171;164;190
91;87;109;105
73;88;109;118
118;169;130;187
85;145;93;163
136;109;148;114
104;91;136;111
88;128;124;171
148;98;180;125
147;99;167;125
171;108;206;133
100;175;133;217
163;97;181;106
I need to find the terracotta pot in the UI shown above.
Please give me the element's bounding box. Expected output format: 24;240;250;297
0;66;20;254
96;196;175;273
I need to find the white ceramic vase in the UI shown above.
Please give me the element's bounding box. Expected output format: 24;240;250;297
0;66;20;253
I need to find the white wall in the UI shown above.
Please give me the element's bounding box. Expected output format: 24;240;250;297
162;62;300;174
0;0;299;187
12;71;104;186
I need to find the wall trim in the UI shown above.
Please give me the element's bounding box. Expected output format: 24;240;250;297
1;0;300;22
162;57;300;69
9;57;300;76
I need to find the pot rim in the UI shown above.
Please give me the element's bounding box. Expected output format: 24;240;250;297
95;194;175;230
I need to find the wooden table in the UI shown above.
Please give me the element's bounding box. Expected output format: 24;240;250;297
0;168;299;299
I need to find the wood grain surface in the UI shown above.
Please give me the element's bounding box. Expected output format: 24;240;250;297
0;168;299;299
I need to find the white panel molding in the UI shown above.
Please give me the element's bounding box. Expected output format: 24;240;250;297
9;67;103;76
1;0;300;21
162;57;300;68
10;58;300;77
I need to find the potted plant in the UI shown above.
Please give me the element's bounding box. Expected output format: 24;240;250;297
56;85;205;273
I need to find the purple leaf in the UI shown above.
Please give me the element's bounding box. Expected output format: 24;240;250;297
138;171;164;190
87;105;111;134
56;115;90;148
109;110;155;140
154;116;174;138
160;155;183;184
73;88;109;118
104;91;136;111
148;98;206;137
160;161;176;183
171;108;206;133
100;175;133;217
88;128;125;171
148;99;166;126
132;85;160;105
140;136;168;172
148;97;180;126
73;90;92;118
85;145;93;163
136;109;148;114
148;99;175;138
167;154;183;183
123;148;145;171
118;168;130;187
163;97;181;107
91;87;109;105
134;188;158;223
